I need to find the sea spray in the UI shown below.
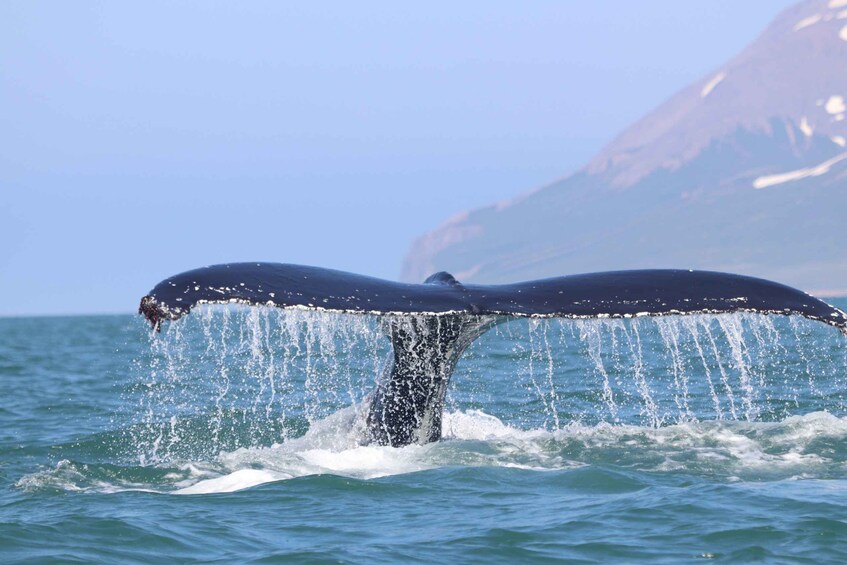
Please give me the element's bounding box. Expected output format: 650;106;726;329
132;306;389;462
131;307;847;464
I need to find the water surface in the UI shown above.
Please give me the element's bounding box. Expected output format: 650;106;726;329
2;303;847;562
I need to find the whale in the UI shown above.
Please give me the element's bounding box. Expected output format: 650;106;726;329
139;263;847;446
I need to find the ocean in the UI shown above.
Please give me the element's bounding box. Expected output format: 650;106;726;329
2;301;847;563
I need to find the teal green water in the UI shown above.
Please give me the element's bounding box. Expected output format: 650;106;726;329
2;303;847;563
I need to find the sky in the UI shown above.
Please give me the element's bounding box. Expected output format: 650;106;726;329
1;1;798;316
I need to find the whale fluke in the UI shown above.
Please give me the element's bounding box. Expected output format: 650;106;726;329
139;263;847;332
139;263;847;446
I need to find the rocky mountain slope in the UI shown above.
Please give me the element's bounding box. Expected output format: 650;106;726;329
401;0;847;295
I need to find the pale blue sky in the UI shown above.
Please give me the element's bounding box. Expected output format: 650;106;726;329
1;1;796;315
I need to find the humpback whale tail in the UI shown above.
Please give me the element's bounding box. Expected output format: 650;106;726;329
139;263;847;446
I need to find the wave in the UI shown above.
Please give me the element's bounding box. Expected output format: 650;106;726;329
17;408;847;495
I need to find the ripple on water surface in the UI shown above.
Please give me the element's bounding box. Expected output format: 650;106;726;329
2;308;847;562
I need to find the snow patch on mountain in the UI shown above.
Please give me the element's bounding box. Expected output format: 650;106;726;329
800;116;814;136
825;95;845;115
752;151;847;189
795;14;822;30
701;72;726;98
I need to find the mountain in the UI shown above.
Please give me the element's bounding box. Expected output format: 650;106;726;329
401;0;847;295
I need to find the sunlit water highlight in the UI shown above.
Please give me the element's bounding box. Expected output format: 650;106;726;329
2;303;847;562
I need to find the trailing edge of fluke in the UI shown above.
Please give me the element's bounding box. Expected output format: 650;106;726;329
138;262;847;336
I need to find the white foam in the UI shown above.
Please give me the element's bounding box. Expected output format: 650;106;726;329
298;445;431;478
771;411;847;442
551;414;835;474
174;410;542;494
169;445;434;494
20;410;847;495
165;406;439;493
170;411;847;493
176;469;283;494
16;460;86;492
16;460;159;494
442;409;543;441
832;135;846;147
831;0;847;9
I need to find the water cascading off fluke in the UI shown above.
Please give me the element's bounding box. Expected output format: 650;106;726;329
138;263;847;447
